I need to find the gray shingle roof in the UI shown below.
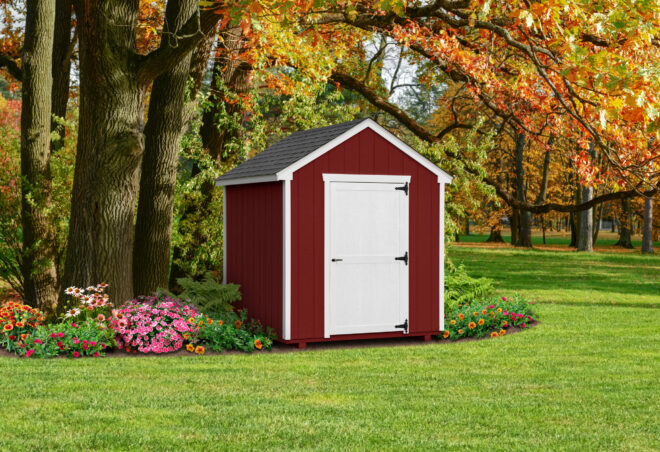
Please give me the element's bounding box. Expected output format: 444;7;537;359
216;118;370;182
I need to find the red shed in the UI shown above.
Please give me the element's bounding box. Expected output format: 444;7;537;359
215;118;452;348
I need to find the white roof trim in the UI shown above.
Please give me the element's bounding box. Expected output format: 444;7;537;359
279;118;452;184
215;118;452;186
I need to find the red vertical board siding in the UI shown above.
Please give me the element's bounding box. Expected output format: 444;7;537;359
226;182;283;338
290;128;440;340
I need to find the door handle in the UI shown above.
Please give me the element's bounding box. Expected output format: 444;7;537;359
394;251;408;266
331;258;343;262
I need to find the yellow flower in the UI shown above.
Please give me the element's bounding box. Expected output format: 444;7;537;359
497;308;502;313
186;343;194;352
450;319;456;325
442;330;450;339
458;329;464;335
468;322;476;329
195;345;205;355
478;318;485;326
473;312;478;317
198;320;203;326
499;329;506;336
490;331;498;338
187;317;195;325
254;339;263;350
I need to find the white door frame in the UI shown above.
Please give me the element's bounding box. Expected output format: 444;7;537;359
323;173;411;338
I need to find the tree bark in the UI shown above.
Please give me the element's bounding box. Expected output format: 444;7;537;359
63;1;220;304
642;197;654;254
510;207;519;246
615;198;634;249
486;226;504;243
577;185;593;251
133;0;201;296
50;0;73;152
513;133;532;247
20;0;58;311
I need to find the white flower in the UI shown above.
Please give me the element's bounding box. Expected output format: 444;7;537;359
86;286;96;292
65;287;76;295
82;295;91;305
65;308;81;318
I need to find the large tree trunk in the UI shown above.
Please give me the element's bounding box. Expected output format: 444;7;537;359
513;133;532;247
592;202;603;244
133;0;202;296
615;198;634;249
642;196;654;254
486;226;504;243
20;0;58;312
50;0;73;152
63;1;219;304
577;185;593;251
510;207;519;246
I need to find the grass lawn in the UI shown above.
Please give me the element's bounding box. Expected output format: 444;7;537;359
449;245;660;307
1;302;659;451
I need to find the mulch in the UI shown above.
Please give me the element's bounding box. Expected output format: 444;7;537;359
0;321;539;359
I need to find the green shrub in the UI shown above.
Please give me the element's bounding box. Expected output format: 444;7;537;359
441;294;536;341
174;272;241;317
21;320;116;358
444;262;494;314
187;309;273;353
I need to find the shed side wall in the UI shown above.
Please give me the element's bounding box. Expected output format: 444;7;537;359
291;128;440;340
226;182;283;338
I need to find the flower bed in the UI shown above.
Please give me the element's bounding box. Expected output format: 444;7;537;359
441;295;536;341
0;301;46;353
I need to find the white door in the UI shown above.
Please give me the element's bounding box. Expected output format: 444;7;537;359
327;179;409;335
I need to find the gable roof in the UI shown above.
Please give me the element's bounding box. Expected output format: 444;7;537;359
215;118;452;185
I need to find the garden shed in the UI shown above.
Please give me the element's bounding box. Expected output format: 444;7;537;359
215;118;452;348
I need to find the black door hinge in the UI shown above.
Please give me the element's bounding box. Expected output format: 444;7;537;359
395;182;408;195
395;251;408;266
395;318;408;333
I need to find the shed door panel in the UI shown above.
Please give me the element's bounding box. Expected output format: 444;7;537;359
328;182;409;335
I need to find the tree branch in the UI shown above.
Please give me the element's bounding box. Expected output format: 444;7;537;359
0;54;22;81
137;8;221;86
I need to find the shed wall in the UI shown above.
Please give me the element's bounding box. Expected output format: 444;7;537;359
225;182;283;338
290;128;440;340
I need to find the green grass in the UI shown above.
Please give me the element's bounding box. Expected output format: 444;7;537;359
449;246;660;307
457;233;660;248
1;303;659;451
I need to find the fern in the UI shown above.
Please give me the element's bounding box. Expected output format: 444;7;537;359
175;272;241;317
444;263;494;314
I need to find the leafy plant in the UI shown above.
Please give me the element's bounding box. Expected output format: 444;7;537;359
444;262;494;314
186;309;273;353
21;320;115;358
175;272;241;317
441;294;535;341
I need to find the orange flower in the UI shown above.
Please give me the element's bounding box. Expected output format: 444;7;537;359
458;313;464;321
254;339;263;350
3;324;12;332
481;309;487;315
206;318;213;325
458;329;464;335
186;343;194;352
442;331;450;339
450;319;456;325
194;345;205;355
490;331;498;338
15;322;24;328
473;311;478;317
499;329;506;336
20;333;27;341
235;320;242;329
183;332;190;340
503;320;508;328
187;317;195;324
217;320;223;326
198;320;203;327
478;318;485;326
468;322;476;329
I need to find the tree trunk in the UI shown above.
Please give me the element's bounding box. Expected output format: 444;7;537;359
513;133;532;247
510;207;520;245
642;197;654;254
63;1;219;304
615;198;634;248
20;0;58;312
133;0;201;296
486;226;504;243
50;0;73;152
592;202;603;245
465;215;470;235
577;185;593;251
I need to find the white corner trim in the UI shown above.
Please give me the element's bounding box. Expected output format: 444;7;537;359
278;118;453;183
215;174;284;187
282;179;292;341
439;183;445;332
222;187;227;285
322;173;411;183
323;178;331;339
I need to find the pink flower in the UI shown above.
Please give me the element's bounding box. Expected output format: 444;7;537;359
527;316;532;321
502;297;507;301
34;339;42;345
488;305;494;309
90;341;97;346
82;345;89;350
50;333;56;338
503;311;508;316
94;352;100;357
517;314;524;319
101;343;106;349
72;338;79;344
56;341;63;347
521;323;526;328
71;322;78;328
72;351;80;358
96;314;106;322
57;332;64;338
25;350;34;358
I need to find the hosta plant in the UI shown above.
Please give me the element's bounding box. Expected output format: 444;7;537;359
0;301;46;353
110;293;199;354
